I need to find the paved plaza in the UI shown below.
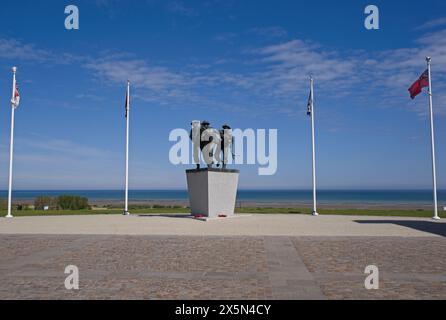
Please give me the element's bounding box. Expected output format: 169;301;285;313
0;214;445;299
1;214;445;237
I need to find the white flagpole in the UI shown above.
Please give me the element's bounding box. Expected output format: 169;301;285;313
123;80;130;216
426;57;440;220
6;67;17;218
310;76;318;216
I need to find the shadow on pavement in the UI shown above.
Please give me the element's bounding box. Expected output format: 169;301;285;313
355;220;446;237
137;214;193;219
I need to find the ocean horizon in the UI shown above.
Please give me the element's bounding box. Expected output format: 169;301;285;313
1;189;445;205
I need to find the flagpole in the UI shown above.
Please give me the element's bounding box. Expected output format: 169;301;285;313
6;67;17;218
123;80;130;216
426;57;439;220
310;76;318;216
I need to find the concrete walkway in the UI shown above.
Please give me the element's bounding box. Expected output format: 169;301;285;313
0;214;445;237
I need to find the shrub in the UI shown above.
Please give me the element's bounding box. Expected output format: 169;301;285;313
57;195;89;210
0;199;7;210
34;196;58;210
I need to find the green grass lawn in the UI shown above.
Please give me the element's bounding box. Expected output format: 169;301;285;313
0;207;191;217
1;207;444;218
235;207;445;218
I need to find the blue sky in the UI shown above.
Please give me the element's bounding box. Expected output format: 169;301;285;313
0;0;445;190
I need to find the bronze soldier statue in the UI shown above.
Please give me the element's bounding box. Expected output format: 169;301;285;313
190;121;233;169
219;124;234;169
190;120;220;169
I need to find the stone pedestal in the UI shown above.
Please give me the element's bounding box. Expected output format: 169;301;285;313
186;168;239;218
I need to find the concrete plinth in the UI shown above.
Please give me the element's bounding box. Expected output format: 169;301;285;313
186;168;239;218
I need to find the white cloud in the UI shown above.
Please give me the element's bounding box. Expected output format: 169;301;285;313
85;58;187;91
212;32;237;42
80;27;446;116
3;25;446;117
0;38;53;62
18;138;111;159
259;45;359;85
167;1;198;17
247;26;288;38
0;137;120;189
0;38;80;64
414;17;446;31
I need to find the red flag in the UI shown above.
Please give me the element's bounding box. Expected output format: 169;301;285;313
12;83;20;108
408;69;429;99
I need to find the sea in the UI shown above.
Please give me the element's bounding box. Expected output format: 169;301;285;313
0;190;445;206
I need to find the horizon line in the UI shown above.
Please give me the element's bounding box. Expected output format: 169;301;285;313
1;188;445;192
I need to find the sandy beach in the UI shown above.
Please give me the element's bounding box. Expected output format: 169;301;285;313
76;199;446;210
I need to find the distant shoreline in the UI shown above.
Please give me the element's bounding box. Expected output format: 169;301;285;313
2;189;445;210
7;199;443;210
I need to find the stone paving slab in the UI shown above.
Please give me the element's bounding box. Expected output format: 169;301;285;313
293;237;446;299
0;235;314;300
1;234;445;299
264;237;325;299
